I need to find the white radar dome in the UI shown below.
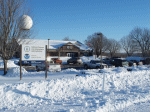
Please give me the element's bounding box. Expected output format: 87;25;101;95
20;15;33;30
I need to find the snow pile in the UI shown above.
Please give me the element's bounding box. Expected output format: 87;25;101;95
0;57;150;111
0;66;150;111
7;67;28;77
59;57;71;64
62;68;80;74
0;59;19;68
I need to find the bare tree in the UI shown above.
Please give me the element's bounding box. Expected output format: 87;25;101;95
84;32;108;57
0;0;33;75
62;36;75;41
107;39;121;57
129;27;150;57
63;37;70;41
120;35;135;56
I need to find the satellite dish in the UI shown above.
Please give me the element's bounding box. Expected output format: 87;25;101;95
20;15;33;30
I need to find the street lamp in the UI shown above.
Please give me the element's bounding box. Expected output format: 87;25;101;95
97;33;103;69
48;39;50;50
48;39;50;56
97;33;105;100
47;39;50;61
87;48;90;60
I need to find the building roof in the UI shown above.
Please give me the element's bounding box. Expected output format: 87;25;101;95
18;39;92;51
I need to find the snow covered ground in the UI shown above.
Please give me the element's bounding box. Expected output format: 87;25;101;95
0;57;150;112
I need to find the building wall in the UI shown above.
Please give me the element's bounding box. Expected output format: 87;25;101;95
59;43;80;52
48;52;59;56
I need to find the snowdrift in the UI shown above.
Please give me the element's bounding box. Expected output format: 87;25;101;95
0;65;150;112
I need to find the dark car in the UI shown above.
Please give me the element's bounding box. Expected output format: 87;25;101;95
103;58;111;64
145;58;150;65
67;57;82;64
110;58;129;67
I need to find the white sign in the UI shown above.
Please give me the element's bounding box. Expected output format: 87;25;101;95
22;45;45;61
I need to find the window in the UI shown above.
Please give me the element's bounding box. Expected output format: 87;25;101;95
67;53;75;57
67;46;72;49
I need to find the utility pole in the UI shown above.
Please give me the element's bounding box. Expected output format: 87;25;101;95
101;34;102;68
97;33;105;100
97;33;103;68
20;45;22;80
45;45;47;80
48;39;50;53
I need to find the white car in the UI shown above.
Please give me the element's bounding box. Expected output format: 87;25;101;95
83;60;108;69
36;60;61;72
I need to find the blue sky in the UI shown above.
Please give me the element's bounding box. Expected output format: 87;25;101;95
29;0;150;42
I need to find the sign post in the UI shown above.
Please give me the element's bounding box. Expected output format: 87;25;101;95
45;45;47;79
20;45;22;80
21;45;46;80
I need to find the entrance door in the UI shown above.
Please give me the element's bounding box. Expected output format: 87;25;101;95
67;53;75;57
67;53;70;57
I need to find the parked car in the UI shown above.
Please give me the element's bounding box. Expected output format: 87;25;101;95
36;60;61;72
83;60;108;69
67;57;82;64
110;58;129;67
103;58;111;64
145;58;150;65
51;58;62;64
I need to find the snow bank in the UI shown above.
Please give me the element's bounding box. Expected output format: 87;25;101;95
0;65;150;111
59;57;71;64
0;57;150;111
0;58;19;68
6;67;28;77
